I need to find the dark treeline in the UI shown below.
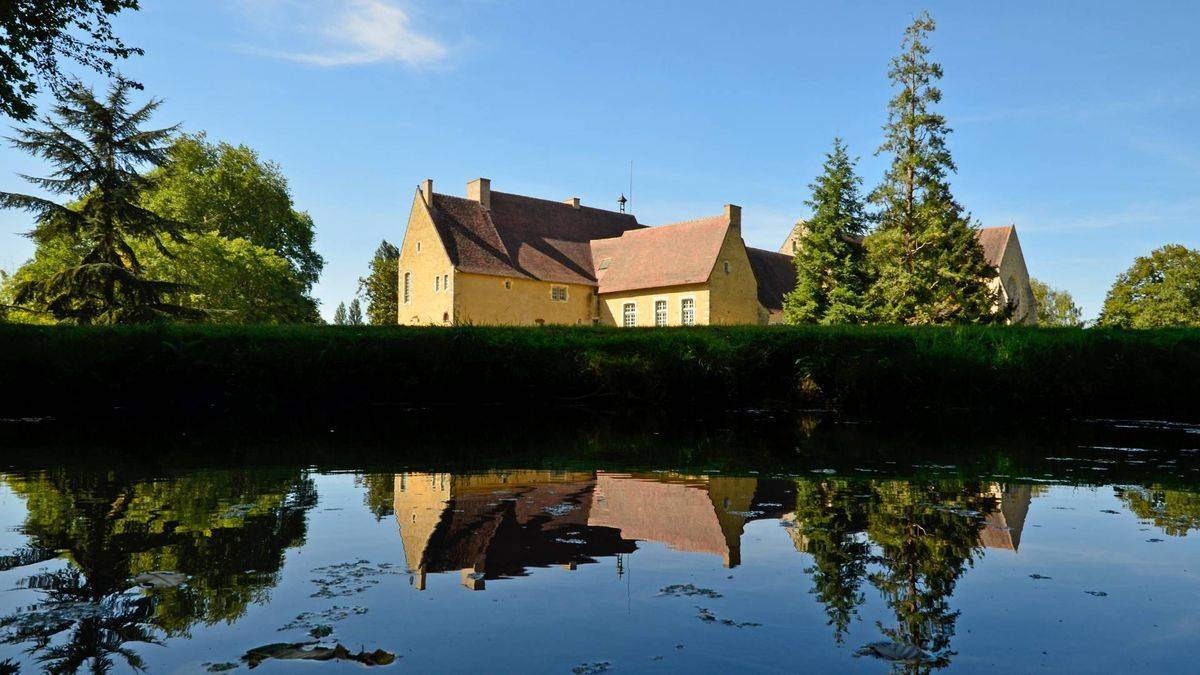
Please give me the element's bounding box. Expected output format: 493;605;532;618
2;324;1198;422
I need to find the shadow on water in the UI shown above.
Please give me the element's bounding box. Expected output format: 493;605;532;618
0;412;1198;672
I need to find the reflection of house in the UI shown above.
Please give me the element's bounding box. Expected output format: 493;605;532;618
978;483;1033;551
392;471;792;590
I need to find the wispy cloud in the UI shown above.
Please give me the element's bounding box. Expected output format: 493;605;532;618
234;0;447;67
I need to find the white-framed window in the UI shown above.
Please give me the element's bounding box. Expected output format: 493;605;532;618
443;274;449;291
654;299;667;327
435;276;440;292
403;272;411;304
681;297;695;326
723;260;731;274
622;302;636;327
551;286;568;302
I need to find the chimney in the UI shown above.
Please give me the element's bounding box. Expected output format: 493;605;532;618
467;178;491;210
564;197;580;209
724;204;741;230
419;179;434;207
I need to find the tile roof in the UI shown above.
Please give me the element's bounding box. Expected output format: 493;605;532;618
590;215;730;294
746;247;797;311
976;225;1013;267
428;191;641;285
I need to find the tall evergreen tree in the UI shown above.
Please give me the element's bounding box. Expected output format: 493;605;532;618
358;240;400;325
783;138;871;324
347;298;363;325
0;81;199;324
866;12;1000;324
333;302;347;325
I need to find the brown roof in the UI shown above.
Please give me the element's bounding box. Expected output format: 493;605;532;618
746;247;796;311
428;191;641;285
590;215;729;294
976;225;1013;267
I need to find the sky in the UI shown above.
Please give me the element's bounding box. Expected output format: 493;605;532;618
1;0;1198;322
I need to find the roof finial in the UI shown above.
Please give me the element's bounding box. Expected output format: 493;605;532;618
617;193;628;213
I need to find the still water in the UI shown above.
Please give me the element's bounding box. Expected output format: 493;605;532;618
1;418;1199;673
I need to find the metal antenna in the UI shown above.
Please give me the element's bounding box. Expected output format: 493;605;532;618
628;160;634;213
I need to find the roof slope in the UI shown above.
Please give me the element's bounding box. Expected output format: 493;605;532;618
976;225;1013;267
428;191;641;285
590;216;729;294
746;247;797;311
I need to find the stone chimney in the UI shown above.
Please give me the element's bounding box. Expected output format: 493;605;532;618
564;197;580;209
724;204;741;230
420;179;433;207
467;178;491;210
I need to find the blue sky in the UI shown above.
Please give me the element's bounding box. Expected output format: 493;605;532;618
2;0;1198;321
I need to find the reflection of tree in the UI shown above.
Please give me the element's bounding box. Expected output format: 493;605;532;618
1115;486;1200;537
792;478;996;671
2;468;315;673
791;479;872;643
357;474;395;521
866;481;992;672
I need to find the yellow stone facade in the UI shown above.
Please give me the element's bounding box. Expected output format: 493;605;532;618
397;190;454;325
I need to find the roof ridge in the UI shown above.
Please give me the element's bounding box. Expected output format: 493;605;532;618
491;189;633;216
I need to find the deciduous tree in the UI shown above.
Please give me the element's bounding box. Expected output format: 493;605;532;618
358;240;399;325
1098;245;1200;328
1030;278;1084;327
866;12;999;325
0;0;143;120
783;139;870;324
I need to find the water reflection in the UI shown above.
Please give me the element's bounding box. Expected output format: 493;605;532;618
0;469;315;673
1;440;1198;672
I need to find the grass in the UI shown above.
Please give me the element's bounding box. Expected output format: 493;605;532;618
1;323;1197;421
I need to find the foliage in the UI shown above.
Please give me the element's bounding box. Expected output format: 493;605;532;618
3;324;1200;421
783;139;871;325
1114;486;1200;537
359;240;399;325
0;80;198;324
791;480;871;642
140;133;324;289
0;1;142;121
1098;245;1200;328
348;298;364;325
1030;278;1083;327
865;12;1000;325
333;302;347;325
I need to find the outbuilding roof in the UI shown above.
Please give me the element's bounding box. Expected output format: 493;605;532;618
590;215;731;294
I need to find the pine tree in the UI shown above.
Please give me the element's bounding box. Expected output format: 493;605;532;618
333;302;347;325
358;240;400;325
865;12;1000;325
783;138;871;324
347;298;363;325
0;80;199;324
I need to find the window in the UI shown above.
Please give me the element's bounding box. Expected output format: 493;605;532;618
622;302;636;327
416;241;421;252
681;298;694;326
654;299;667;327
443;274;449;290
551;286;568;302
504;280;512;290
435;276;440;292
403;272;411;304
723;260;731;274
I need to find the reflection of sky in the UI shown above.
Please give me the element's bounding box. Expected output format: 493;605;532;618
2;474;1198;673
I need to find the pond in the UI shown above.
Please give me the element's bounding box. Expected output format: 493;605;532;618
1;416;1198;673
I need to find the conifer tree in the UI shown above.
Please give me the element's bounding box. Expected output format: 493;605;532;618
0;80;199;323
358;240;400;325
783;138;871;324
333;302;347;325
866;12;1000;324
348;298;363;325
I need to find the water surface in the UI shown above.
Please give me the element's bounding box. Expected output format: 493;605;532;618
1;418;1198;673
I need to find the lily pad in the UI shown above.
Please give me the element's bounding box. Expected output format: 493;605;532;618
854;641;930;664
132;571;188;589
